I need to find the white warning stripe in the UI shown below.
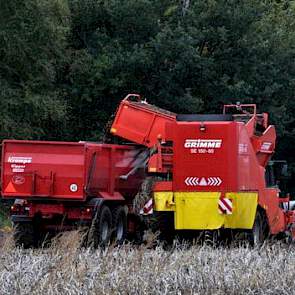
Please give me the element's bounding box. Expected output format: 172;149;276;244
222;197;232;208
218;198;233;215
219;201;229;212
140;198;153;215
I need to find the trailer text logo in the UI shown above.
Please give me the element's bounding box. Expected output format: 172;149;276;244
184;139;222;154
8;156;32;164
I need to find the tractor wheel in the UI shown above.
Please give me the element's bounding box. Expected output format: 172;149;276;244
248;210;268;247
128;214;146;245
87;205;112;248
155;212;175;246
112;206;127;245
13;222;35;248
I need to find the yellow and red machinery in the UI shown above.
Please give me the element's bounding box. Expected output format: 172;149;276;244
111;95;295;244
1;93;294;247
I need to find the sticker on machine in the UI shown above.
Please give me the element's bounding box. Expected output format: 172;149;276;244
218;197;233;215
8;156;32;164
12;175;25;185
70;183;78;192
11;164;26;173
185;177;222;186
140;198;153;215
184;139;222;154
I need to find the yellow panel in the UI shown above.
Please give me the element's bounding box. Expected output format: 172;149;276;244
154;192;175;211
174;192;223;230
154;191;258;230
224;192;258;229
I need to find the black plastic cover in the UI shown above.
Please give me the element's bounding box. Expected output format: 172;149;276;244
176;114;234;122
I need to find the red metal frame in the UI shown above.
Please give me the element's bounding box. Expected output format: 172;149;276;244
110;96;295;238
223;103;257;116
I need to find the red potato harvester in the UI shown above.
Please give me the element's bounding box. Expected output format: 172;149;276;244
110;95;295;245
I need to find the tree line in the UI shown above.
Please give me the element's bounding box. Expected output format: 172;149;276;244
0;0;294;187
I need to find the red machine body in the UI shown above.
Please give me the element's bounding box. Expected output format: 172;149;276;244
171;119;274;193
1;140;145;202
167;112;285;234
111;96;295;239
111;94;176;147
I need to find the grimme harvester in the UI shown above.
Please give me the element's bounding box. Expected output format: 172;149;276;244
1;94;294;247
111;94;295;244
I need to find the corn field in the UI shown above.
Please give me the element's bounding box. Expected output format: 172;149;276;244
0;231;294;295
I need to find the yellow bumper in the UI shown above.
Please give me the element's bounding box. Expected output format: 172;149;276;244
154;192;258;230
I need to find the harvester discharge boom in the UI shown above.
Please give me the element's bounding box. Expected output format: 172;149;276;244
111;95;295;244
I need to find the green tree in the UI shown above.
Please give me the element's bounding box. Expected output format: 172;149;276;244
0;0;70;139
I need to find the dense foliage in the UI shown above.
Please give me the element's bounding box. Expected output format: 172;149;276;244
0;0;294;179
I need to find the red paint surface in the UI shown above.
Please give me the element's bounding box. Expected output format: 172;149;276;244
111;95;176;147
1;140;145;201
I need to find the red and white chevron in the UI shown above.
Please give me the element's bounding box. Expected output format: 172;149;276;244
140;198;153;215
185;177;199;186
184;176;222;186
218;197;233;215
207;177;222;186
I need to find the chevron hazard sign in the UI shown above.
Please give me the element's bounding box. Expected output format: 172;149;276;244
184;177;222;186
140;198;153;215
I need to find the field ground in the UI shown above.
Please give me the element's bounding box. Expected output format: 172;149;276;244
0;231;294;295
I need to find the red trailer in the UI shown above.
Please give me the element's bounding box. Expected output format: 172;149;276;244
1;140;147;247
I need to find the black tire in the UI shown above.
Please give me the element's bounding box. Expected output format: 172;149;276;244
248;210;268;247
134;216;146;245
112;206;127;245
126;214;145;245
87;206;112;248
155;212;175;245
13;222;35;248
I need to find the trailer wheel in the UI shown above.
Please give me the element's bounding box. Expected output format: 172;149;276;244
13;222;35;248
88;205;112;248
112;206;127;245
248;210;268;247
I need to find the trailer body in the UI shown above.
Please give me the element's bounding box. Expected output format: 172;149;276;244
1;140;147;247
2;140;144;201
